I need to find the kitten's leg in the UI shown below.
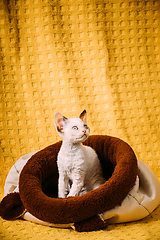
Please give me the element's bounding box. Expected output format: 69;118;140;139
58;173;69;198
67;174;84;197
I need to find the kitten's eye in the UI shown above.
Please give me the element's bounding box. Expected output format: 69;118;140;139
72;126;78;130
84;125;88;129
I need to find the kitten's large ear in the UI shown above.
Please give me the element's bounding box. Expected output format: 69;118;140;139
54;112;68;133
79;110;87;124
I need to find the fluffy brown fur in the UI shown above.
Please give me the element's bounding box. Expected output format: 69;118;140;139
19;135;138;224
0;192;25;220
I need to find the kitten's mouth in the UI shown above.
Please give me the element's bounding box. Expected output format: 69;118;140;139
76;133;87;140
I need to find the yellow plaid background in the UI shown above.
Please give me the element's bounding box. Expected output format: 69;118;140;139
1;0;160;180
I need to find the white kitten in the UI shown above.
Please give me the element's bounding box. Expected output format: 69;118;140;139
54;110;105;198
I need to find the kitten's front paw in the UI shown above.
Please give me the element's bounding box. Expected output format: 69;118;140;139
67;192;79;197
58;193;67;198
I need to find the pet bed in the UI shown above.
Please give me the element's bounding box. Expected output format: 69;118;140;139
0;135;160;232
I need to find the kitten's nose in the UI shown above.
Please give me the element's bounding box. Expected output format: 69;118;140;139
83;129;86;134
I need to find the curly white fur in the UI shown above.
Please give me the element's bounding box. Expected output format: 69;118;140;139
54;110;105;198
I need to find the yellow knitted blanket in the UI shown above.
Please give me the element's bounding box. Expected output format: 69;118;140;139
0;0;160;239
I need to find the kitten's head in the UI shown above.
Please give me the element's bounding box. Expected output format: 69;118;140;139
54;110;90;143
